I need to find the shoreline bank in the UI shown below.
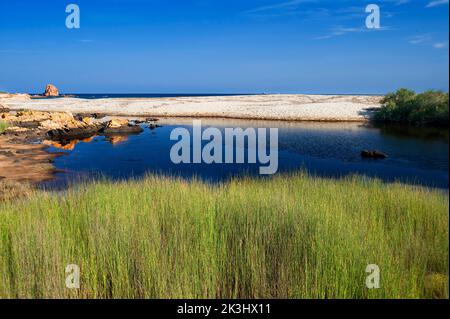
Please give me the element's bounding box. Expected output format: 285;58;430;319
1;94;383;122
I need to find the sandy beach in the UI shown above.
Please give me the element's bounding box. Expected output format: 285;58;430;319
1;94;383;122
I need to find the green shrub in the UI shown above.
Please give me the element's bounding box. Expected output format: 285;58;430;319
375;89;449;126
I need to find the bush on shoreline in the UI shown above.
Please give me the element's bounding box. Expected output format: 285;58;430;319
0;173;448;298
374;89;449;126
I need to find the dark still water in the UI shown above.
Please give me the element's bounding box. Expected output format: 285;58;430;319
42;119;449;189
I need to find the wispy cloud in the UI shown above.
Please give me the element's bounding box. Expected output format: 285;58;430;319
392;0;410;5
426;0;449;8
433;42;448;49
246;0;408;15
244;1;400;21
408;34;448;49
315;26;364;40
371;0;410;5
316;25;391;40
245;0;317;14
408;34;433;44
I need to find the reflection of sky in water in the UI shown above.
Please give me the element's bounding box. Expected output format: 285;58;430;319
42;120;449;189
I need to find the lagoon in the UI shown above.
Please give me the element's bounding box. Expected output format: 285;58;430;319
42;119;449;189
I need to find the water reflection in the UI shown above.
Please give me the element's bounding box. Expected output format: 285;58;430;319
375;124;449;143
43;133;133;150
43;137;95;151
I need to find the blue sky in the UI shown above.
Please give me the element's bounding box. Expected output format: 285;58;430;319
0;0;448;94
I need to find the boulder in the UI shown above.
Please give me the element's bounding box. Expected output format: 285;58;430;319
105;118;129;129
9;110;79;131
148;123;162;130
46;125;101;141
101;118;143;134
39;113;82;131
75;113;107;120
361;150;388;159
43;84;59;97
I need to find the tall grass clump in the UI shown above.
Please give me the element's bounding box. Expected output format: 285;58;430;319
0;121;8;134
0;180;34;203
0;173;448;299
375;89;449;126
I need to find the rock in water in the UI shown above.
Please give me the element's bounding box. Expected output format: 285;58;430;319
43;84;59;97
361;150;388;159
105;118;130;129
101;118;143;134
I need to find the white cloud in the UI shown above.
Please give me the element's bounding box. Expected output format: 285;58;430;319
426;0;449;8
433;42;448;49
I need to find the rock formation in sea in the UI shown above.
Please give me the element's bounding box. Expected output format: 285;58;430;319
43;84;59;97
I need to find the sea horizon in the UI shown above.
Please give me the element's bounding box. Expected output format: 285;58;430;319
26;92;386;99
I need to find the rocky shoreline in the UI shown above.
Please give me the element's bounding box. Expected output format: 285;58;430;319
1;110;148;141
0;108;156;185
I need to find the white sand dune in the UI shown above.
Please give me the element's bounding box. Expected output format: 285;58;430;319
1;94;383;122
